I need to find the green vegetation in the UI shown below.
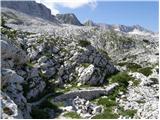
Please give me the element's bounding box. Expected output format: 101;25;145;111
22;83;30;97
1;28;18;40
64;112;81;118
138;67;152;76
97;98;116;107
117;62;142;72
117;62;153;77
37;37;44;44
78;40;91;47
39;70;47;80
81;63;90;68
118;107;137;118
43;52;52;58
126;63;142;72
143;39;149;43
110;72;133;87
60;48;68;53
92;108;119;119
136;100;145;104
31;108;50;119
39;99;59;110
132;79;140;86
26;62;35;68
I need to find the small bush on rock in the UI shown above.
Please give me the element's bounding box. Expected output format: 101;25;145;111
79;40;91;47
138;67;152;76
110;72;133;87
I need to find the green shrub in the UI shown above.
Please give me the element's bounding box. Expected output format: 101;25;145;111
64;112;81;118
78;40;91;47
132;79;140;86
1;28;18;40
126;63;142;72
110;72;133;87
81;63;90;68
117;62;142;72
138;67;152;76
97;98;116;107
117;62;127;66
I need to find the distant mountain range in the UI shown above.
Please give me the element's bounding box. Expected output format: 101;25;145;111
1;0;154;34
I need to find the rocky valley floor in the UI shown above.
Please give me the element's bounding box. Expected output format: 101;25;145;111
1;6;159;119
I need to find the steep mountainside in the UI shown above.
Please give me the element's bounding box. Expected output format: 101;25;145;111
1;2;159;119
1;1;59;23
56;13;83;26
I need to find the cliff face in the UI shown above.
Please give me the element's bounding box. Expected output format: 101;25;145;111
1;1;58;22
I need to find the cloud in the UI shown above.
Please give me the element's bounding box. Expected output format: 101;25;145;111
35;0;97;15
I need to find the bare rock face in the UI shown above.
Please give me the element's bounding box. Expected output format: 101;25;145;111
1;39;28;68
1;92;19;119
1;1;59;23
1;69;31;119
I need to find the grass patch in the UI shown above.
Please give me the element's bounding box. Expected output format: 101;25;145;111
110;72;133;87
118;107;137;118
126;63;142;72
64;112;81;119
81;63;90;68
138;67;152;76
78;40;91;47
92;108;119;119
117;62;142;72
132;79;140;86
97;98;116;107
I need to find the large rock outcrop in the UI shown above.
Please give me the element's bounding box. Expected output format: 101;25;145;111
1;1;59;23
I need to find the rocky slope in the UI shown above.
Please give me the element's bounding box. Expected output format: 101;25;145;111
1;2;159;119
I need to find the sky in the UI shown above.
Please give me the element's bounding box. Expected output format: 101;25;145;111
35;0;159;32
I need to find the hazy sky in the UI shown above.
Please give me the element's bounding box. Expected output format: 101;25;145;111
36;0;159;32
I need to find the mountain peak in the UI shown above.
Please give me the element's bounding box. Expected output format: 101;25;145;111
84;20;96;26
56;13;83;26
